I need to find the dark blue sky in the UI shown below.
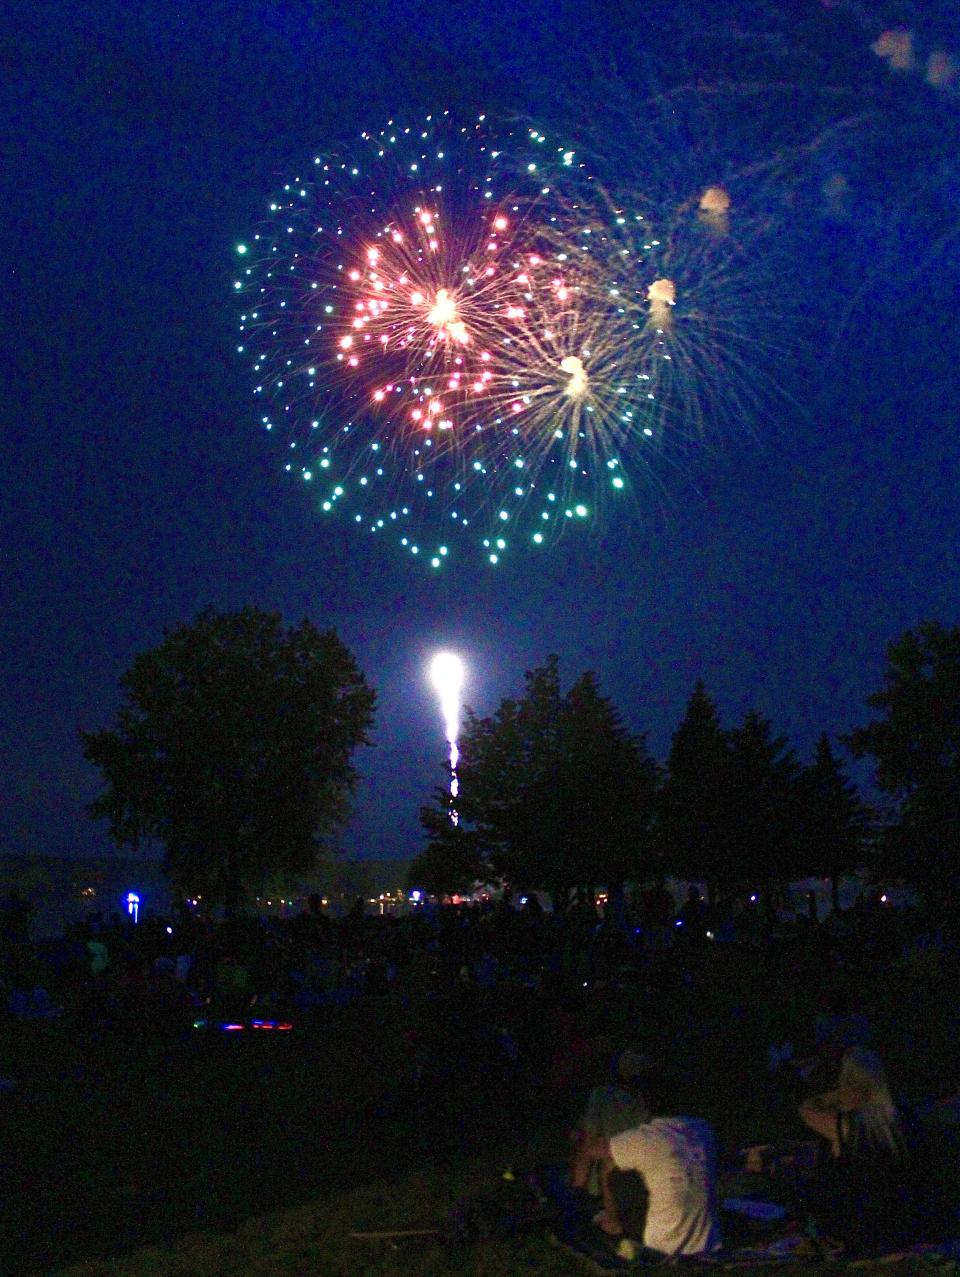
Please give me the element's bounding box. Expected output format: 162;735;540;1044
2;0;959;867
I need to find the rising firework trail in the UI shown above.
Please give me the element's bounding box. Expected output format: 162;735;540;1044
429;651;465;824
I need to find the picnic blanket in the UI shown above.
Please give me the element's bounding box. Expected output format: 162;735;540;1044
532;1164;960;1272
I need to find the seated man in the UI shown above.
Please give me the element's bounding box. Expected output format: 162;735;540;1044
570;1049;653;1194
580;1070;722;1259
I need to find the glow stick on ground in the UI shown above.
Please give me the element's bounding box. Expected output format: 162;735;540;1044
429;652;465;823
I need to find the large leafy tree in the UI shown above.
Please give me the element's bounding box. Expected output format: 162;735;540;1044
419;657;658;904
796;733;872;910
81;607;375;914
845;621;960;891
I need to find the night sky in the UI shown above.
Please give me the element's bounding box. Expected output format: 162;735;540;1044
3;0;959;868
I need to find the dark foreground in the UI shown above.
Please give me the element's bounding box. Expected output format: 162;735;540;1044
2;950;958;1276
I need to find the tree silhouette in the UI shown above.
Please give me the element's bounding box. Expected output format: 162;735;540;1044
796;733;872;910
458;656;565;897
81;607;375;915
556;671;659;899
657;681;732;893
725;710;802;910
845;621;960;892
418;657;658;904
410;785;483;896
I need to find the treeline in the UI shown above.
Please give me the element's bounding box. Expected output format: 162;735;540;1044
81;608;960;918
412;622;960;910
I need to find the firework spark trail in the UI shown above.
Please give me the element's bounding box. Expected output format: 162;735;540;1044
450;251;642;529
544;155;806;453
429;652;464;823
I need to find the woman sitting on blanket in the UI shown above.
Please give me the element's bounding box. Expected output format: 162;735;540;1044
798;1047;919;1253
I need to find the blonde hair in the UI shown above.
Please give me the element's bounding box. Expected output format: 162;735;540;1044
835;1049;907;1158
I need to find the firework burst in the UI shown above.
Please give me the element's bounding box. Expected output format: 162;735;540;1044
594;194;793;448
238;112;652;565
236;107;800;567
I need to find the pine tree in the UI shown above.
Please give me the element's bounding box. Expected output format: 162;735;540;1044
658;681;732;893
418;657;658;905
797;734;871;911
410;785;483;896
554;671;659;898
725;711;802;911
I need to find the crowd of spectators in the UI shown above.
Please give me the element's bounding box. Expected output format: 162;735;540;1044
0;880;954;1039
2;879;959;1257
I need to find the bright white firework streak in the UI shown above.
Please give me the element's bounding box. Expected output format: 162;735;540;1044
430;652;464;826
561;355;589;400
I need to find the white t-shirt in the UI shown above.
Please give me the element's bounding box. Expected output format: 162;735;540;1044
608;1116;721;1256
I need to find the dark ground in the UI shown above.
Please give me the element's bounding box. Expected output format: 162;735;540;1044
2;949;958;1276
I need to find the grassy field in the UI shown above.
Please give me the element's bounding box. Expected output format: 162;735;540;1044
2;946;957;1277
52;1179;945;1277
